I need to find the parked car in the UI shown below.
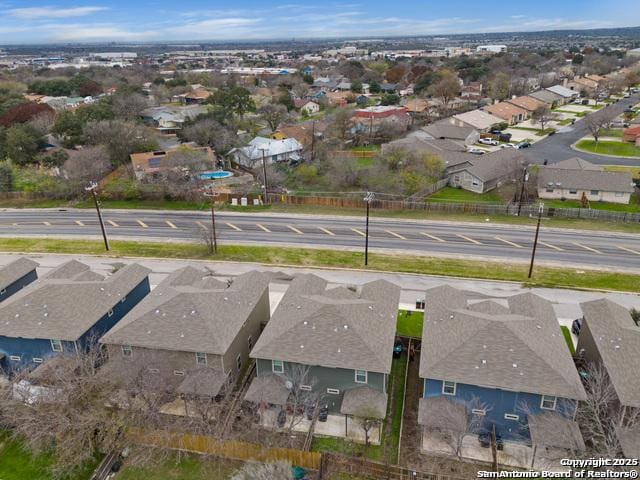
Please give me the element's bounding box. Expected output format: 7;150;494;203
572;318;582;336
277;409;286;428
489;129;502;135
478;138;498;146
516;141;531;149
393;341;403;358
318;405;329;422
624;93;631;98
478;431;503;450
499;143;517;149
467;148;486;155
498;133;512;142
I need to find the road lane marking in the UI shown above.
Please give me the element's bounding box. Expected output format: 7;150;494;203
75;220;84;226
617;245;640;256
385;229;407;240
107;220;119;227
226;222;242;231
43;221;51;226
351;228;366;237
456;233;482;245
195;220;208;230
572;242;602;254
420;232;445;242
318;227;335;236
494;236;523;248
287;225;304;235
136;219;148;228
165;220;177;229
256;223;271;233
539;241;563;251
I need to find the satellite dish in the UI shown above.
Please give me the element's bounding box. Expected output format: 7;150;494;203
285;380;293;390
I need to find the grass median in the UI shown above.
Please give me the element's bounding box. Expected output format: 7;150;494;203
1;238;639;293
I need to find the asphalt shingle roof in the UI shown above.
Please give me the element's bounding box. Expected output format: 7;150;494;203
419;286;587;400
101;267;270;355
0;257;38;291
538;159;635;193
251;274;400;374
0;261;150;341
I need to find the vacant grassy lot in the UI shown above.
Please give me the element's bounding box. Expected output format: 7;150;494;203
2;238;640;293
117;451;242;480
426;187;503;204
397;310;423;338
575;140;640;158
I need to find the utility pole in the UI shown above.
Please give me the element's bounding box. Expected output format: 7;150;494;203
85;182;109;251
528;202;544;279
364;192;375;266
516;166;528;216
202;186;218;254
310;120;316;162
259;148;268;204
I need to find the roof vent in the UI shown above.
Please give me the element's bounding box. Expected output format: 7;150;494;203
14;314;19;318
368;305;373;309
100;287;105;291
536;325;541;329
482;359;487;365
614;345;620;349
180;333;184;338
303;321;308;325
512;363;517;368
191;310;196;315
343;325;348;330
223;297;228;301
482;345;487;349
43;312;48;317
300;345;304;349
155;309;160;314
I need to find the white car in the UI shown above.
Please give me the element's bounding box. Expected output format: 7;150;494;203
467;148;486;155
499;143;517;149
478;138;498;146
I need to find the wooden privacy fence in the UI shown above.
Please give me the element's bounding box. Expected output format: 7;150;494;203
320;452;468;480
130;428;321;470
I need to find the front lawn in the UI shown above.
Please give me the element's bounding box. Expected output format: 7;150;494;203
397;310;423;338
543;194;640;213
510;126;556;136
575;140;640;158
600;128;624;138
604;165;640;178
560;326;576;355
427;187;503;204
312;354;407;463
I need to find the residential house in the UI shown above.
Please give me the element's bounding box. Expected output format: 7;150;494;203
445;148;523;193
623;126;640;145
566;76;598;95
453;109;505;131
505;96;547;115
419;286;587;450
577;299;640;459
300;101;320;115
129;145;215;180
528;89;565;108
183;88;211;105
401;98;431;115
483;102;529;125
545;85;579;104
0;260;150;374
271;121;326;147
460;81;483;101
231;136;303;168
325;91;351;107
100;267;270;399
141;106;206;133
537;158;635;205
0;258;39;303
351;106;411;136
423;120;480;145
246;274;401;440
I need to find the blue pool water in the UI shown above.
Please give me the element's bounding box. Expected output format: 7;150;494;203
199;170;232;180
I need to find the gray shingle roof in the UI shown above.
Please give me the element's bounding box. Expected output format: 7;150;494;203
538;161;635;193
0;257;38;291
423;122;476;141
546;157;601;171
251;274;400;374
446;148;524;183
101;267;270;355
615;424;640;459
0;261;150;341
528;89;564;104
419;286;587;401
580;299;640;408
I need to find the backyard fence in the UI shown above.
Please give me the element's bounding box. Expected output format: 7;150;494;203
130;428;321;470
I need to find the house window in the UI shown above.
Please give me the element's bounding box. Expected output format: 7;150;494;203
300;385;312;391
121;345;132;357
327;388;340;395
9;355;20;361
540;395;557;410
272;359;284;374
236;354;242;371
355;369;367;384
196;352;207;366
50;339;63;352
569;189;577;195
247;335;253;351
471;409;486;416
107;309;114;317
545;188;554;193
615;192;624;197
504;413;520;421
472;180;479;187
33;357;43;363
174;370;185;376
442;381;457;396
590;190;599;195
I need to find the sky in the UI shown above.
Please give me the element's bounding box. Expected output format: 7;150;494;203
0;1;638;44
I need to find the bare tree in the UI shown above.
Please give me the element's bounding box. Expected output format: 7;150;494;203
488;72;511;102
111;92;149;121
231;460;293;480
427;71;460;112
352;406;382;447
282;364;322;437
531;105;555;131
63;146;112;185
258;103;289;132
584;109;616;146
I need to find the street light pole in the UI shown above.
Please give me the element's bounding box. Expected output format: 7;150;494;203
85;182;110;251
259;148;268;204
202;187;218;254
528;202;544;279
364;192;375;266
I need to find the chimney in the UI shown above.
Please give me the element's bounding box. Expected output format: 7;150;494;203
563;78;568;87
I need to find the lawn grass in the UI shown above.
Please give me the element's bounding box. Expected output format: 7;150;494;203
603;165;640;178
560;326;576;355
2;238;640;293
543;194;640;213
556;118;573;126
397;310;423;338
510;126;555;136
426;187;503;204
117;450;241;480
311;354;407;463
600;128;624;138
0;430;98;480
575;139;640;158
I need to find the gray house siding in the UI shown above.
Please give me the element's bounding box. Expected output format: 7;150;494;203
423;378;578;441
449;171;485;193
256;358;386;413
0;270;37;303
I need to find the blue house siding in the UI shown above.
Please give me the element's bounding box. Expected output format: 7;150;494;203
0;270;37;303
423;378;577;442
0;277;150;375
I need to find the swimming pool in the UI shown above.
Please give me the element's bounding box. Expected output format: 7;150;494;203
198;170;233;180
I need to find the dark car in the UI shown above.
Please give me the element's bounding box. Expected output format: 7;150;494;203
516;141;531;149
318;405;329;422
393;342;403;358
490;129;502;135
572;318;582;336
479;431;503;449
498;133;512;142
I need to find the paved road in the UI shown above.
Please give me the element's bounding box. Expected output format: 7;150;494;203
523;93;640;167
2;209;640;271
